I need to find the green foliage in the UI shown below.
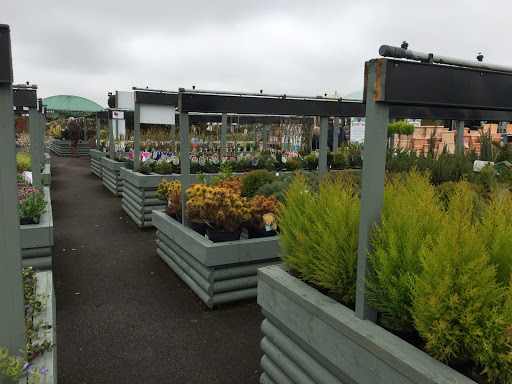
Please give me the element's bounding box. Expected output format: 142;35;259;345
475;163;497;192
480;191;512;286
134;162;152;175
17;152;32;172
19;188;47;222
240;169;274;198
332;153;347;169
427;127;437;157
278;173;360;302
124;159;134;170
303;153;318;169
480;130;496;162
494;141;512;163
412;180;501;363
285;158;302;171
153;161;173;175
366;171;443;330
388;121;415;136
0;345;44;383
255;177;292;203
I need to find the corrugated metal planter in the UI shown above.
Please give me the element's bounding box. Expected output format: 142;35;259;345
42;163;51;186
89;149;106;178
50;139;90;157
100;157;125;196
257;265;475;384
152;210;282;308
20;187;53;270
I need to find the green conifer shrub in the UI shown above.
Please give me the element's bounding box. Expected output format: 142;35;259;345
240;169;274;198
412;180;501;363
366;170;443;330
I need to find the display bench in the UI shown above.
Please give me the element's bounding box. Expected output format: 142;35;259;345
152;210;282;309
50;139;90;156
20;187;53;270
100;157;125;196
257;265;472;384
89;149;106;178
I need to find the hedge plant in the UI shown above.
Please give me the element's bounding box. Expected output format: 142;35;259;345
241;170;273;198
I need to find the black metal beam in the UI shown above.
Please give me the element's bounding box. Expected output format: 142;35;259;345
178;114;315;125
13;89;37;108
179;93;342;117
0;25;12;84
390;105;512;121
135;91;178;105
96;111;109;119
380;58;512;111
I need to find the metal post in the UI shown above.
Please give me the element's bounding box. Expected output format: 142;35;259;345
114;118;119;140
96;117;101;150
221;113;227;157
355;60;389;322
39;104;45;162
0;23;26;358
263;123;268;151
108;117;114;159
333;116;339;154
389;118;396;149
29;107;42;188
253;124;257;152
318;116;328;179
179;108;191;228
134;103;140;169
171;124;176;152
455;120;465;152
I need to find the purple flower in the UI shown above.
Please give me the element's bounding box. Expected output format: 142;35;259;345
40;366;48;375
19;194;27;201
22;362;29;371
14;355;19;362
29;277;33;282
28;366;36;373
18;183;27;189
25;303;30;308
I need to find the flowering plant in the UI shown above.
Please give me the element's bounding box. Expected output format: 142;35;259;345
18;184;47;223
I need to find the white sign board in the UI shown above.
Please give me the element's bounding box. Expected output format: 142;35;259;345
116;91;135;110
140;104;176;125
116;119;126;139
350;117;365;144
112;110;124;119
407;118;422;127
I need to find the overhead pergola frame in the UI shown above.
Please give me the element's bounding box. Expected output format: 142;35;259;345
356;54;512;323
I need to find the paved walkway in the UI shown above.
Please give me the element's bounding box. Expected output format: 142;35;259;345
50;153;264;383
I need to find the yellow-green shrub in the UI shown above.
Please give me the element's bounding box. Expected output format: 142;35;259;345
16;152;31;172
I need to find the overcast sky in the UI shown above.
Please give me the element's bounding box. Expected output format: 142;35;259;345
3;0;511;107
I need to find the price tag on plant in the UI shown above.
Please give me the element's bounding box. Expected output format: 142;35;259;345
213;156;219;164
282;157;287;163
252;157;259;166
315;149;320;158
199;156;206;166
172;157;179;166
237;155;243;162
191;156;199;164
263;213;277;231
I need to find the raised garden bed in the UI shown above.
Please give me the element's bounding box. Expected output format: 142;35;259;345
152;210;282;308
30;270;57;383
101;157;125;197
20;187;53;270
43;153;51;165
257;265;474;384
50;139;90;157
42;163;51;186
89;149;107;178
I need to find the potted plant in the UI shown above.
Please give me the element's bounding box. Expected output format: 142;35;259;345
185;183;211;235
303;152;319;171
198;185;251;242
245;195;281;238
18;184;47;225
240;170;274;198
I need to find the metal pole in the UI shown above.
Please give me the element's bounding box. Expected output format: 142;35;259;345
389;118;396;149
333;116;339;154
96;117;101;150
318;116;328;179
29;107;42;188
456;120;465;152
355;59;389;322
221;113;227;157
134;103;140;169
263;123;268;151
108;117;114;159
171;124;176;152
0;23;26;358
179;107;191;228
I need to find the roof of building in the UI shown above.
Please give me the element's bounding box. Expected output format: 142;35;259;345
43;95;104;117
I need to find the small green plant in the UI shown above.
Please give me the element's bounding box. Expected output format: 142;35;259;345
155;179;181;202
17;152;32;172
303;153;318;170
240;170;274;198
285;158;302;171
0;346;47;383
153;161;173;175
134;162;151;175
124;159;134;170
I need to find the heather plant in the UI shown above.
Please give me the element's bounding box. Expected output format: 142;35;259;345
241;169;274;198
412;180;501;363
366;170;443;330
277;173;360;302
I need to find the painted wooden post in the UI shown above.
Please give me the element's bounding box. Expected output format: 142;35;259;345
134;103;140;169
318;116;328;179
179;108;191;228
355;59;389;322
455;120;464;152
171;123;176;152
108;115;114;159
332;116;339;154
96;117;101;150
221;113;227;157
262;123;268;151
389;118;396;149
0;23;26;359
38;99;45;161
29;106;42;188
308;124;313;151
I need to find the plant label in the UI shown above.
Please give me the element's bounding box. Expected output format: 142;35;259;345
252;158;259;166
172;157;179;166
199;157;206;166
191;156;199;164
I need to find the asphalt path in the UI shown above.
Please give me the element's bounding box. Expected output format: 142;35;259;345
50;153;264;383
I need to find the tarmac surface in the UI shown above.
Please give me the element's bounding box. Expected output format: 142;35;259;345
50;153;264;383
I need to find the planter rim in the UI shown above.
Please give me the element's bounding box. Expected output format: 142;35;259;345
258;264;475;384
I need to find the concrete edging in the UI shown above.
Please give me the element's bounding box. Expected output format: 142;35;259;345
257;265;475;384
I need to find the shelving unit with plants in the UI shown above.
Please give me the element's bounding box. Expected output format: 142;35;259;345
50;139;90;157
257;52;512;384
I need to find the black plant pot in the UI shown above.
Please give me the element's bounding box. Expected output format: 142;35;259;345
307;163;317;171
190;221;207;236
20;217;38;225
206;227;242;243
247;227;276;239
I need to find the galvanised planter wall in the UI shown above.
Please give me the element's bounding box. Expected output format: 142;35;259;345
20;187;53;270
43;152;51;165
50;139;90;157
121;168;177;228
257;265;474;384
152;210;282;309
42;163;51;186
89;149;106;178
31;270;57;383
101;157;125;197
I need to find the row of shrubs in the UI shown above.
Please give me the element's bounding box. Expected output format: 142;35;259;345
278;170;512;383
